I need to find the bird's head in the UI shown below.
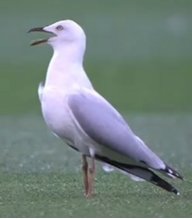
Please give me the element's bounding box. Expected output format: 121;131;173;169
28;20;86;49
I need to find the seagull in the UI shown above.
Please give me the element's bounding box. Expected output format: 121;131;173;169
28;19;183;197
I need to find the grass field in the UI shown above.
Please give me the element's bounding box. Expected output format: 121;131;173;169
0;114;191;217
0;0;192;217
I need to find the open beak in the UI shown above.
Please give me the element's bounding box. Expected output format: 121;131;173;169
28;27;52;46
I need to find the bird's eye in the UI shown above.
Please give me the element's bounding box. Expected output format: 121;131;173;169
56;25;64;31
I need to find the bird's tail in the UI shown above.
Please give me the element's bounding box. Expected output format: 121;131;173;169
96;155;180;195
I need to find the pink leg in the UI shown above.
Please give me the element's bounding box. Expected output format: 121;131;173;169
87;157;96;198
82;155;89;197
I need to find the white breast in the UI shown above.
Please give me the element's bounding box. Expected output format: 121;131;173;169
40;87;73;140
39;86;92;155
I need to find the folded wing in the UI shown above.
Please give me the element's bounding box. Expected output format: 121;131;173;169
68;90;165;170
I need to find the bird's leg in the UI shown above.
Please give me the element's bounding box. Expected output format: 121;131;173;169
82;155;89;197
87;157;96;198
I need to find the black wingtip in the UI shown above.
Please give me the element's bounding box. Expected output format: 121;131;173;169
172;188;180;196
151;174;180;195
162;165;183;180
95;154;181;195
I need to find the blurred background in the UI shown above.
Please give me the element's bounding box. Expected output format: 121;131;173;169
0;0;191;115
0;1;192;216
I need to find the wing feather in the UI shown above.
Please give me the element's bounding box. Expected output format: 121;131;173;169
68;91;165;170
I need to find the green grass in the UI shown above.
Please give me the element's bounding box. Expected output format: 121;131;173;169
0;0;191;217
0;114;191;217
0;172;191;218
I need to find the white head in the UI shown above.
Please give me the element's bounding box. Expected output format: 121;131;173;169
29;20;86;57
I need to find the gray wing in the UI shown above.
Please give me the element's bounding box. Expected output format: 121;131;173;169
68;91;165;169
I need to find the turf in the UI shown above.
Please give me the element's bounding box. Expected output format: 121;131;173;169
0;0;192;217
0;115;191;217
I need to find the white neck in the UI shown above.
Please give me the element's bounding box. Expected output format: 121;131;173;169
44;42;93;90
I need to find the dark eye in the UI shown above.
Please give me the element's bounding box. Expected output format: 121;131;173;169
56;25;64;31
